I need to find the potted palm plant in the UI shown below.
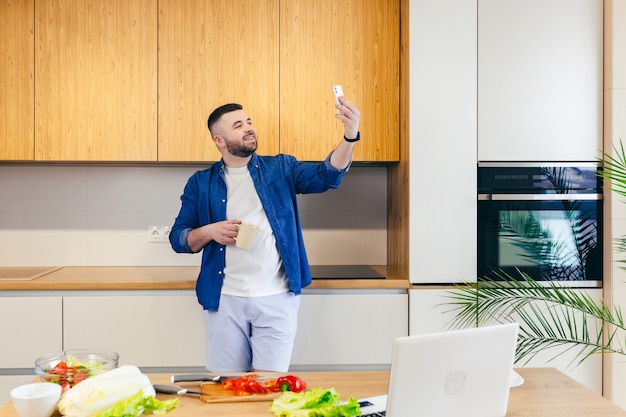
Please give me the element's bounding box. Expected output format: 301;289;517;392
446;142;626;366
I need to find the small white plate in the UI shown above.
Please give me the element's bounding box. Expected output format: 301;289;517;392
510;370;524;387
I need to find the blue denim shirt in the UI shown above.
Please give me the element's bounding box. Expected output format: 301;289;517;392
170;152;349;311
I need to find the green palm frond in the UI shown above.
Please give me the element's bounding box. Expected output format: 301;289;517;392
444;270;626;367
599;139;626;199
599;140;626;269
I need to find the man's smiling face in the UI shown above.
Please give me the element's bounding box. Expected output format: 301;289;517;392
214;109;258;158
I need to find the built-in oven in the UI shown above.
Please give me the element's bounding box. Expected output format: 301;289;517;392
477;162;602;288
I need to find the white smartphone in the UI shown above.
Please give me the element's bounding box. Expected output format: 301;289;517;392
332;84;344;106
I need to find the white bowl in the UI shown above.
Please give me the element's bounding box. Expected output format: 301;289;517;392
10;382;62;417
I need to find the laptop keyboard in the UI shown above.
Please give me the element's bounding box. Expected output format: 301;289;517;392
361;412;386;417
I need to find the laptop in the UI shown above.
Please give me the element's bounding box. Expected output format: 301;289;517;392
358;322;520;417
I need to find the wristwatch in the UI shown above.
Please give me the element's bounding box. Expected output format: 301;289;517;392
344;131;360;143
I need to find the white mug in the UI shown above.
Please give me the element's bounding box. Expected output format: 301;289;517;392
234;223;260;250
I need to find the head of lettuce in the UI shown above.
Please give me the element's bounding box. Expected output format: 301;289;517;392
270;387;361;417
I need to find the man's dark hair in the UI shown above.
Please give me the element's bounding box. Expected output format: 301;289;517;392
207;103;243;135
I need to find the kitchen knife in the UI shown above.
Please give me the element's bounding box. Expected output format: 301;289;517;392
154;384;203;396
171;373;236;383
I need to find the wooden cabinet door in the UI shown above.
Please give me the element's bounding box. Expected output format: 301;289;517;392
35;0;157;161
0;0;34;160
158;0;280;162
280;0;399;162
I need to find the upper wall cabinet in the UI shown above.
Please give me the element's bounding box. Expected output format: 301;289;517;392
280;0;399;162
158;0;280;162
2;0;398;163
0;0;34;160
159;0;399;163
477;0;603;162
35;0;158;161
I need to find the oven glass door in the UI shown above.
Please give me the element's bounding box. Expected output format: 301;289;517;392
478;198;602;286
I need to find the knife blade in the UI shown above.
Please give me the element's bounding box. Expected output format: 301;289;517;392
154;384;203;396
171;373;236;383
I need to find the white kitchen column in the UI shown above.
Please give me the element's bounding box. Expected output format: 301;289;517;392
409;0;477;284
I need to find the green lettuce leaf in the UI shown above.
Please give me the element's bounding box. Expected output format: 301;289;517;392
95;389;179;417
270;388;361;417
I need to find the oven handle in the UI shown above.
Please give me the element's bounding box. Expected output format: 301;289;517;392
478;193;603;201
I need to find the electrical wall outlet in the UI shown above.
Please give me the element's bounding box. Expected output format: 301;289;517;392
147;226;170;243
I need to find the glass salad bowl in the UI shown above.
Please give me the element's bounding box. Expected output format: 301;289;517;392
35;348;119;392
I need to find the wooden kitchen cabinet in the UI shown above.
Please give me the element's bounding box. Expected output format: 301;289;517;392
0;0;34;161
158;0;280;162
63;293;206;367
280;0;399;162
158;0;399;163
5;0;398;163
35;0;157;161
0;296;62;368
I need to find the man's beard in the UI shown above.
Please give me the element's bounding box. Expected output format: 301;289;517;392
225;138;257;158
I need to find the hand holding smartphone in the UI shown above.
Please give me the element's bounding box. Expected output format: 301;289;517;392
332;85;344;105
333;85;344;114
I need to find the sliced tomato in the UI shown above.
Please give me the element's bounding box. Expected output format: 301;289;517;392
50;362;68;375
246;380;267;394
73;371;89;384
222;374;272;395
221;379;235;390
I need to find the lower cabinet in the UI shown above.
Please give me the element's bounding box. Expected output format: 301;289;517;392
291;291;409;368
0;296;62;368
63;292;206;368
410;288;602;394
0;290;408;377
62;290;409;370
0;296;62;405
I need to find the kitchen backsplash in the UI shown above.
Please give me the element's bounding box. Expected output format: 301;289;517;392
0;165;387;266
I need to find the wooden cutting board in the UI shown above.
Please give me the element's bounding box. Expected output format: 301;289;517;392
200;382;282;403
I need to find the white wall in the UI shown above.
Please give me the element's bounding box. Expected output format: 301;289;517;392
0;165;387;267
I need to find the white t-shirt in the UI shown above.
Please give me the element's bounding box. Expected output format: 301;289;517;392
221;165;289;296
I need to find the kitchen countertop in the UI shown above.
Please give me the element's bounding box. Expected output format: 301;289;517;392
2;368;625;416
0;266;409;291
